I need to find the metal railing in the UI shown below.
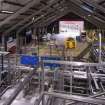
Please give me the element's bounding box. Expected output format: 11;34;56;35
1;54;105;105
39;60;105;105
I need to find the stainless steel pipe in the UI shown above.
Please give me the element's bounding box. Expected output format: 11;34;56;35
3;69;36;105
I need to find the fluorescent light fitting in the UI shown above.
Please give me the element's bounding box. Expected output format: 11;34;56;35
82;6;93;13
88;14;91;17
41;14;44;17
1;10;14;14
60;8;64;11
32;17;35;21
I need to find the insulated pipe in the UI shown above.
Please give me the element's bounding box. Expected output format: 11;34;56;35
3;69;36;105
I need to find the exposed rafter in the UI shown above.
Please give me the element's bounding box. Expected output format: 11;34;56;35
3;0;43;11
0;0;41;28
69;0;105;27
17;7;58;33
0;0;105;36
3;0;62;35
34;1;105;28
17;15;45;33
16;0;105;34
82;0;105;14
98;0;105;5
36;7;70;27
17;2;67;33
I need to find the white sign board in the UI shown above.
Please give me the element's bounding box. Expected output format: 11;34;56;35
59;21;84;37
7;39;16;51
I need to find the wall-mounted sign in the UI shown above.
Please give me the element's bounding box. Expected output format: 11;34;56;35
20;55;39;66
7;38;16;53
59;21;84;37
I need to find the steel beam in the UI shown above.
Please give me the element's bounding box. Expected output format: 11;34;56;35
71;0;105;21
13;0;105;34
64;85;105;105
3;0;61;35
37;8;70;27
0;0;42;28
34;0;104;28
98;0;105;5
17;15;45;33
69;0;105;27
43;60;105;67
34;7;64;27
16;1;67;33
2;0;39;11
82;0;105;14
16;7;59;33
37;1;105;28
44;92;105;105
32;8;68;29
35;4;69;26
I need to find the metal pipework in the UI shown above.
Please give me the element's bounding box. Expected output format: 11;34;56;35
44;92;105;105
99;33;102;63
3;68;36;105
0;86;13;98
41;59;105;105
34;93;43;105
43;60;105;67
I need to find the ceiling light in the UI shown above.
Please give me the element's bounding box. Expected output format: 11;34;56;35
60;8;64;11
41;14;44;17
1;10;14;14
82;6;93;13
32;17;35;21
88;14;91;17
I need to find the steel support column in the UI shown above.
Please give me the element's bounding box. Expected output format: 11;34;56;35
1;35;5;51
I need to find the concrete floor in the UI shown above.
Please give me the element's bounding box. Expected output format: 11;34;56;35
0;87;38;105
23;41;89;58
65;42;89;57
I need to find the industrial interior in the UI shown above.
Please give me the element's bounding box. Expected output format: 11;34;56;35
0;0;105;105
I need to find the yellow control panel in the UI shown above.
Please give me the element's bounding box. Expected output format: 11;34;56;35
65;37;76;49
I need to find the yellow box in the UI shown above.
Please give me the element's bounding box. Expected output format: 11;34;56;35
65;38;76;49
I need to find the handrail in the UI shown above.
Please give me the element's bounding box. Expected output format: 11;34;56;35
43;60;105;67
3;68;36;105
